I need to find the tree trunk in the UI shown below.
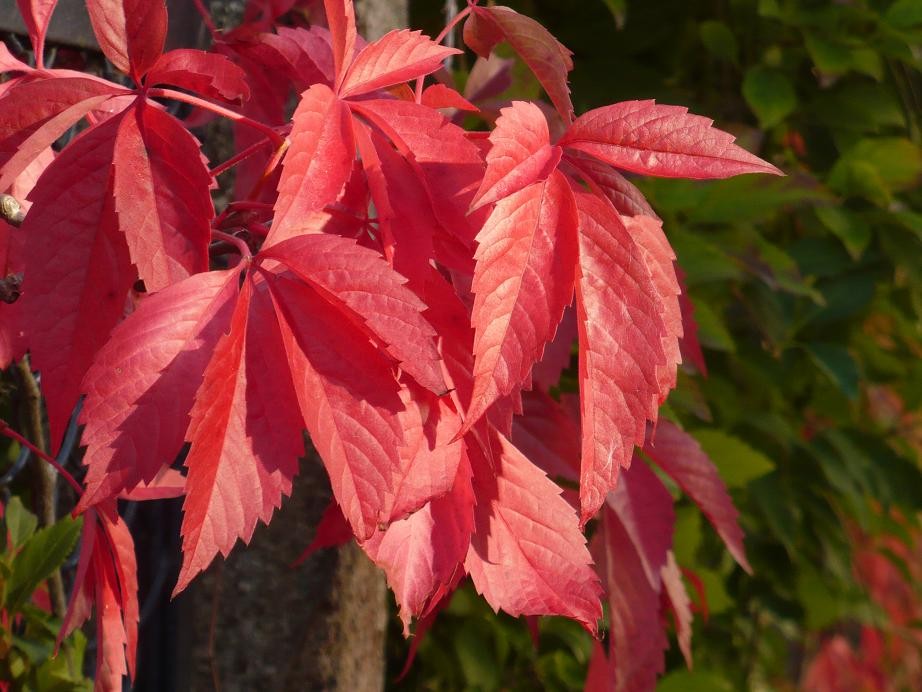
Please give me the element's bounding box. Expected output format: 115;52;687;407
177;2;408;690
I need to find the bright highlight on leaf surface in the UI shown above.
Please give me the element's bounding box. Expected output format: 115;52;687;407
0;0;781;686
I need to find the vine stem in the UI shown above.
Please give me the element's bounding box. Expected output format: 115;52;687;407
414;4;473;102
0;418;83;498
147;88;285;148
209;137;272;178
191;0;219;36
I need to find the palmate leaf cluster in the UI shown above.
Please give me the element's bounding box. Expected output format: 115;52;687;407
395;0;922;689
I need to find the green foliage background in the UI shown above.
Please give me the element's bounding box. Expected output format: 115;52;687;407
394;0;922;688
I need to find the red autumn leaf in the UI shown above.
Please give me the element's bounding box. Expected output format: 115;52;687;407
530;304;576;390
175;276;303;592
676;266;708;375
565;150;659;219
464;5;574;123
593;505;670;692
621;213;683;402
0;43;31;74
85;0;167;80
263;233;447;395
560;100;784;179
15;0;58;58
643;419;752;572
113;98;214;291
470;100;563;211
251;26;336;89
145;49;251;104
573;190;667;523
464;171;578;432
361;452;474;633
323;0;357;89
421;84;478;112
512;389;580;482
606;458;675;590
78;269;239;509
292;501;353;566
339;29;460;98
18;115;135;453
269;83;354;245
0;77;124;192
661;551;694;667
465;427;602;632
267;271;406;540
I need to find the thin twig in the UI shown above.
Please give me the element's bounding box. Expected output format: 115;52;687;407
12;359;66;618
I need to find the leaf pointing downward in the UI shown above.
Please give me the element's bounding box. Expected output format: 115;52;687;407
465;171;578;431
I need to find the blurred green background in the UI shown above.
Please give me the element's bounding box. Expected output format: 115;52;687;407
394;0;922;689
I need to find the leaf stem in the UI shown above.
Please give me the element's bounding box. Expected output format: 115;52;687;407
192;0;219;37
147;88;285;148
0;418;83;497
212;230;252;262
209;138;272;178
415;5;473;102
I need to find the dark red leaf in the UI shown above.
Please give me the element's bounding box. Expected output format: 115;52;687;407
86;0;167;79
146;49;251;104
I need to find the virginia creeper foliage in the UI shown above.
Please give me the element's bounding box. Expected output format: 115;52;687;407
0;0;782;688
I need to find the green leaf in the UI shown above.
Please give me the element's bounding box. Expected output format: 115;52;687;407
885;0;922;29
743;67;797;128
5;516;81;612
750;473;800;551
805;34;853;74
699;20;739;64
691;430;775;487
830;138;922;200
4;497;38;549
658;671;734;692
815;206;872;259
805;342;860;400
600;0;627;29
691;301;736;352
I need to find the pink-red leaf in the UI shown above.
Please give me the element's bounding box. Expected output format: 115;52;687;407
464;428;602;632
19;116;135;453
145;49;250;104
677;266;707;375
113;99;214;291
86;0;167;79
269;83;354;245
643;420;751;572
268;272;406;540
421;84;478;112
471;100;562;211
78;269;239;509
15;0;57;59
565;151;659;219
622;213;683;402
0;77;123;192
573;190;667;523
323;0;357;89
175;276;303;592
340;29;460;98
464;6;574;123
264;233;447;395
465;171;578;433
512;389;580;483
561;100;784;179
361;452;474;633
661;551;693;667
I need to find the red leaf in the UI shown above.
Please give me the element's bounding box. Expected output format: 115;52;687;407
267;271;406;540
264;233;447;395
421;84;478;112
86;0;167;79
470;100;563;211
340;30;460;98
0;77;123;192
594;506;669;691
292;501;353;566
531;304;576;390
175;276;303;592
323;0;357;89
78;269;239;509
464;427;602;632
565;151;659;219
18;116;135;453
361;451;474;633
561;100;784;179
676;266;707;375
269;83;354;245
572;190;667;523
145;49;251;104
512;389;580;483
0;43;31;74
606;458;675;590
242;26;336;91
465;6;574;123
643;420;751;572
117;468;186;501
15;0;58;58
621;214;683;403
464;171;578;432
661;551;693;667
113;99;214;291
